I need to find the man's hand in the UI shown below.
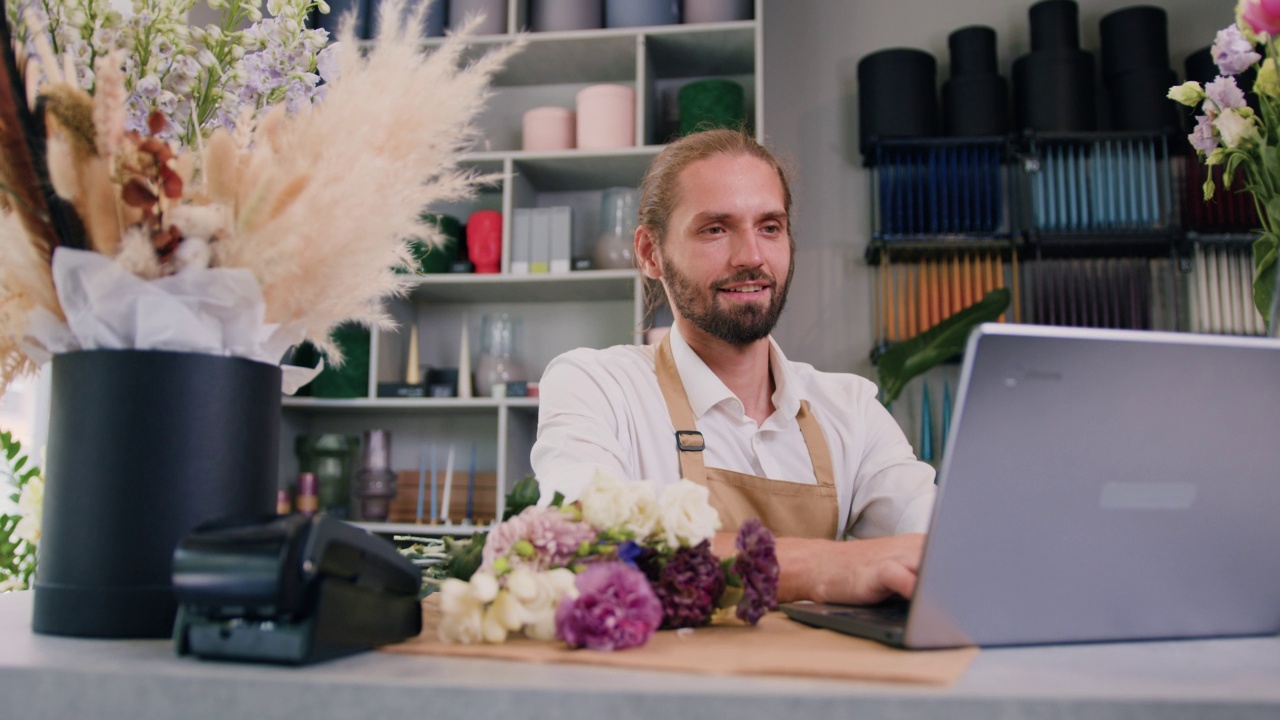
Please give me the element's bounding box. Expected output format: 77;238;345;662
714;532;926;606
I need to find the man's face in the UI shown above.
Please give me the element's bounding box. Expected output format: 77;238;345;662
653;153;794;346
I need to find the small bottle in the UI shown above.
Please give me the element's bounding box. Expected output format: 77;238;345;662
297;472;319;516
276;489;292;515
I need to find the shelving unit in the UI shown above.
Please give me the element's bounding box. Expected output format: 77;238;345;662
282;0;764;534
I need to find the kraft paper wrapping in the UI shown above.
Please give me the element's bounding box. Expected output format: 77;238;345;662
382;596;978;685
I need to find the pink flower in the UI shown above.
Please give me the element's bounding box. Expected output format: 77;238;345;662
1204;76;1248;114
555;562;662;651
1189;115;1219;154
1212;24;1262;74
480;506;597;573
1242;0;1280;36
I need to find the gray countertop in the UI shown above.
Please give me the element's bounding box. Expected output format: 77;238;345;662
2;591;1278;720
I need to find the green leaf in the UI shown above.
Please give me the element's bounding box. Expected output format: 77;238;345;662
502;474;541;521
876;288;1012;405
442;531;488;581
1262;145;1280;185
1254;234;1279;322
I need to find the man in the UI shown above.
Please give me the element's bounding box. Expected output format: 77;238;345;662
531;129;935;605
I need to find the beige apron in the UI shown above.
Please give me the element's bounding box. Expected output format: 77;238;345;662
654;335;840;539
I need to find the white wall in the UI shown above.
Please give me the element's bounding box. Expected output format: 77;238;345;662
760;0;1230;377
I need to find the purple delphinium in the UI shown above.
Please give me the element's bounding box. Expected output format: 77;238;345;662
641;541;726;629
555;561;662;651
731;518;779;625
1212;25;1262;76
481;506;597;573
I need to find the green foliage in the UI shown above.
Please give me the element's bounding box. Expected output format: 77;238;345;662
876;288;1012;405
441;531;488;581
1;430;40;590
502;475;542;521
1255;229;1279;322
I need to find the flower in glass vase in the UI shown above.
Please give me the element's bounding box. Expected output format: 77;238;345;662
1169;4;1280;328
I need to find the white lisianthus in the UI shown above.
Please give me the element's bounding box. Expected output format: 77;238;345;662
15;475;44;544
1215;108;1261;148
655;479;721;548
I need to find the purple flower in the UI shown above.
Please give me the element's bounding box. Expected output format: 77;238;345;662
1204;76;1248;114
731;518;779;625
1212;25;1262;76
481;506;597;573
555;562;662;650
642;541;726;629
1189;115;1219;154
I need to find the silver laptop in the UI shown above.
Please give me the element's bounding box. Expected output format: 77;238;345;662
782;323;1280;648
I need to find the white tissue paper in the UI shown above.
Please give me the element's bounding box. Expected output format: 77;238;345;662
24;248;323;394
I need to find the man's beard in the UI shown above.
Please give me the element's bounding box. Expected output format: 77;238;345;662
661;253;793;346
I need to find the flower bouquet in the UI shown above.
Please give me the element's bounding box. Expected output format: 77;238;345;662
0;0;522;389
1169;0;1280;328
431;472;780;651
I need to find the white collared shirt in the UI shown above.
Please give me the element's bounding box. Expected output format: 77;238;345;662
531;325;936;538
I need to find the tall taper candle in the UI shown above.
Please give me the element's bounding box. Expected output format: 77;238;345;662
429;444;438;524
416;445;427;523
440;444;455;523
406;323;420;385
465;442;477;523
457;318;472;399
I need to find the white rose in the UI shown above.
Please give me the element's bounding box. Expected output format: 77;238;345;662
656;479;721;548
578;470;635;528
620;482;660;537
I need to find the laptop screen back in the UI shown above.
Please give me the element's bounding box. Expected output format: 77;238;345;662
904;323;1280;648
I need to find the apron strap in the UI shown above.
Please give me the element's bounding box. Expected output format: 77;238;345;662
655;334;707;483
654;334;836;490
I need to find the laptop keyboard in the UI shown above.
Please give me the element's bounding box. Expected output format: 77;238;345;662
825;597;912;626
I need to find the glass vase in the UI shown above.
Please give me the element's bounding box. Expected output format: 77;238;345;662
474;312;527;397
592;187;639;270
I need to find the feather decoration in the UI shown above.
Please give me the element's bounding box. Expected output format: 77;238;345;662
0;0;87;253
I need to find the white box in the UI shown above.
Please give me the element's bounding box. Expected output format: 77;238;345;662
510;208;531;275
530;208;551;274
549;206;572;274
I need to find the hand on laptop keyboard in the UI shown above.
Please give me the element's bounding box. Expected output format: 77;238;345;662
775;533;925;605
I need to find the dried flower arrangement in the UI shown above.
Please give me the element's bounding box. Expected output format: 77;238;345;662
0;0;523;390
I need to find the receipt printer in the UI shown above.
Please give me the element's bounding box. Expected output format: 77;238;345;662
172;513;422;665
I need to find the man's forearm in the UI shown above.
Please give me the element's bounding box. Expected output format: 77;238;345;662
714;531;925;605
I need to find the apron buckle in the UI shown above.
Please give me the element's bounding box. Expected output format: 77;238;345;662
675;430;705;452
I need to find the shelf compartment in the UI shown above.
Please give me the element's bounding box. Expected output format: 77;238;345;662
1022;131;1175;236
405;268;638;303
869;138;1013;240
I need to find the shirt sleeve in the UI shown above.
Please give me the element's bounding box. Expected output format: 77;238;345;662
530;350;634;504
844;382;938;538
